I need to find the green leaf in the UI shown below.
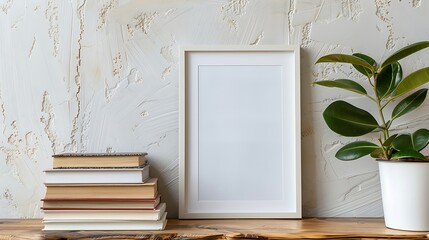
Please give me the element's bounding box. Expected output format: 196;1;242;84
323;101;379;137
352;53;377;78
314;79;367;95
393;135;412;151
391;89;427;120
335;141;379;161
392;129;429;152
381;41;429;69
376;63;402;99
316;54;375;73
383;134;398;147
393;67;429;97
413;129;429;151
391;150;426;160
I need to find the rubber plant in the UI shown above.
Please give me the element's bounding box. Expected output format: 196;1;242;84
315;41;429;161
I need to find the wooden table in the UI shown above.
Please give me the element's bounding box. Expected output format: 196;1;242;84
1;218;429;239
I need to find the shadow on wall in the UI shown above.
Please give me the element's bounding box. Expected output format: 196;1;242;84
299;47;319;217
146;156;178;218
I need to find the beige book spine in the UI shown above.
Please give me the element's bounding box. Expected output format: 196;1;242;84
53;156;145;168
45;178;157;199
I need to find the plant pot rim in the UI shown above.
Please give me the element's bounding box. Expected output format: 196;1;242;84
376;158;429;162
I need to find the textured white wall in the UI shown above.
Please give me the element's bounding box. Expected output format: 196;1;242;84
1;0;428;218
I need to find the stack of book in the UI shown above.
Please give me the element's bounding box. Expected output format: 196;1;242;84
41;152;167;231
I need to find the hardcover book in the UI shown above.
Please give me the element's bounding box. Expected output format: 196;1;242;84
45;178;158;199
44;165;150;184
42;212;167;231
41;194;161;210
43;203;166;221
52;152;147;168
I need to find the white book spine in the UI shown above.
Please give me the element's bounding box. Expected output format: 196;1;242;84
43;203;166;220
44;166;150;184
43;213;167;231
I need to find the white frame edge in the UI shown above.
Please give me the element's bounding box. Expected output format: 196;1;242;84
179;45;301;219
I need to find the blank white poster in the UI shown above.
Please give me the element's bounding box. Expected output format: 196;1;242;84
198;65;283;201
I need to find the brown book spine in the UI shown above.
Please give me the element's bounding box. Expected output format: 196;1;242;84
41;197;159;202
45;179;157;199
41;207;159;211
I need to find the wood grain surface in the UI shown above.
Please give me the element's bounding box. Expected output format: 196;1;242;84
1;218;429;240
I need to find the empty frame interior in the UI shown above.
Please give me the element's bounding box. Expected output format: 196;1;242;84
179;46;301;218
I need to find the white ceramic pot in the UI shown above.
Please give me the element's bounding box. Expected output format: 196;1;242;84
378;160;429;231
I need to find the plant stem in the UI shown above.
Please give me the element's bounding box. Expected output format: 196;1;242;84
373;74;390;158
376;100;389;140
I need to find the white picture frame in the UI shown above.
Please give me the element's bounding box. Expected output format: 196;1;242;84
179;46;301;219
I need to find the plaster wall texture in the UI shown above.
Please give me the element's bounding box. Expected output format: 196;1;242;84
0;0;428;218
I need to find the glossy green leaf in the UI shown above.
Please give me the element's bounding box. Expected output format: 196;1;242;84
381;41;429;69
314;79;367;95
352;53;377;78
391;89;427;120
316;54;375;73
335;141;379;161
383;134;398;147
323;101;379;137
393;67;429;97
391;150;426;160
392;129;429;152
376;63;402;99
393;135;412;151
413;129;429;151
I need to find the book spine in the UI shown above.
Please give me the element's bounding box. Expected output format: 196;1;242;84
44;169;149;184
